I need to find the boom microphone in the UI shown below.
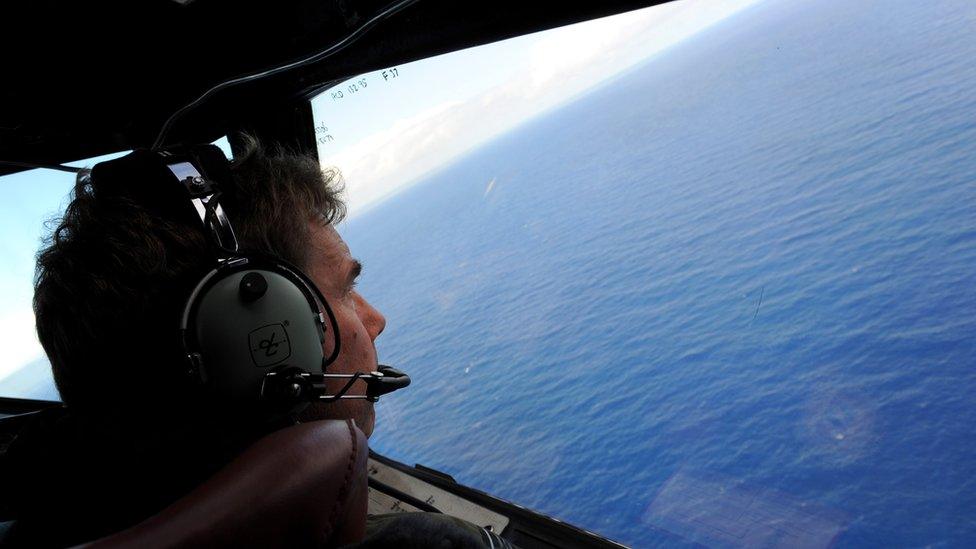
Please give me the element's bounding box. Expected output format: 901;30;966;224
260;365;411;405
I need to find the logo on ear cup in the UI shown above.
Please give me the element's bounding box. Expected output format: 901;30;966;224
248;323;292;367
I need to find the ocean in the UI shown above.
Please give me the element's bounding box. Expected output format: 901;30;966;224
342;0;976;546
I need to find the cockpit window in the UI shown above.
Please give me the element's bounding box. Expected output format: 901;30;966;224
312;0;976;547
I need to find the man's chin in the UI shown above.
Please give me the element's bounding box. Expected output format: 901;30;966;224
297;400;375;438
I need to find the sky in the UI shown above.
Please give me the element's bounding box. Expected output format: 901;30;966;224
0;0;765;394
313;0;766;216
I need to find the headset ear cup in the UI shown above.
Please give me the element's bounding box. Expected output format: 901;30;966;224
272;257;342;367
181;260;335;404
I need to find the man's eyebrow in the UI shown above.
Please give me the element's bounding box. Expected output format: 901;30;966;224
346;259;363;287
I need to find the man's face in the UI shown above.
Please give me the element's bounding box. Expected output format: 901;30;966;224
299;221;386;436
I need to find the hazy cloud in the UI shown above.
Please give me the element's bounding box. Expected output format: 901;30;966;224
328;0;763;215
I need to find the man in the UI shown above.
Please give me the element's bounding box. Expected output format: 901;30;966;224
0;138;499;547
0;138;376;545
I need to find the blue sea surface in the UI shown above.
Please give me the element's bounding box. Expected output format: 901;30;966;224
342;0;976;546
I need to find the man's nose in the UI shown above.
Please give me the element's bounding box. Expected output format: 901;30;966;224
359;294;386;340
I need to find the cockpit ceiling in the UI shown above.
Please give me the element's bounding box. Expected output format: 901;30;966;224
0;0;670;172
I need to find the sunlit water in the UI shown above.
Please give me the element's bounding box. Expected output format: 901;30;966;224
344;0;976;546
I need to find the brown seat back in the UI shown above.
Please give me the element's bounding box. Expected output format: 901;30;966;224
76;419;368;549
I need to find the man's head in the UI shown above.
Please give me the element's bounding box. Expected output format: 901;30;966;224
34;138;384;434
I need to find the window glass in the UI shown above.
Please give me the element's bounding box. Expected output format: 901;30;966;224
313;0;976;547
0;170;71;401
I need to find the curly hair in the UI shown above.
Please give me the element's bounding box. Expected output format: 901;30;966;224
33;137;345;412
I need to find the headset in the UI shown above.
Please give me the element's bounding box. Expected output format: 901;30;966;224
89;144;409;413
